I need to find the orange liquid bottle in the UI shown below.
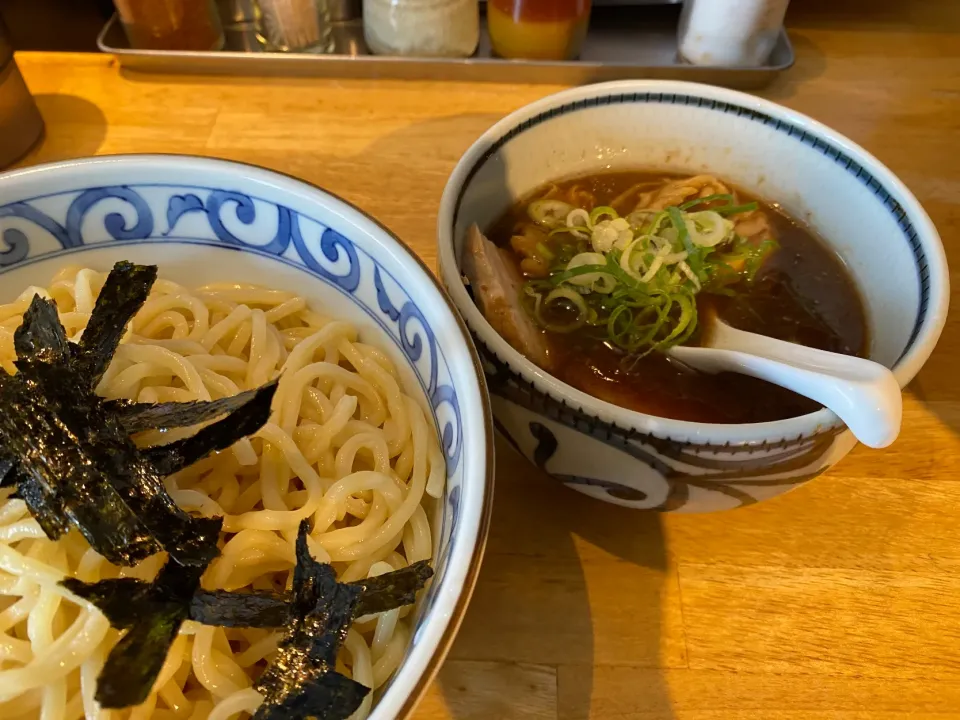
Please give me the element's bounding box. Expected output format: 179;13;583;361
487;0;591;60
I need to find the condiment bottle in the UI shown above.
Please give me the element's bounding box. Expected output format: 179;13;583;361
678;0;790;67
487;0;591;61
0;20;44;168
363;0;479;57
114;0;225;51
259;0;334;53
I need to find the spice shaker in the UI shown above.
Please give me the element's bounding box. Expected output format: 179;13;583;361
364;0;479;57
259;0;335;53
678;0;790;67
0;22;44;168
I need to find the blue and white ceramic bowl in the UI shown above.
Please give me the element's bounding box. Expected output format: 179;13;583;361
438;80;949;513
0;155;494;719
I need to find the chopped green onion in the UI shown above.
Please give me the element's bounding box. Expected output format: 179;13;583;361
535;242;555;261
679;193;734;210
667;206;700;275
524;191;778;359
589;206;619;225
712;201;760;216
529;199;575;228
532;287;590;333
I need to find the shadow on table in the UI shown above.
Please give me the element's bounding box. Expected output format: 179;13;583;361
15;94;107;167
431;436;673;720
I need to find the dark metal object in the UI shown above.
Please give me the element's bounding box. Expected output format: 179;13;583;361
97;5;793;89
0;20;44;167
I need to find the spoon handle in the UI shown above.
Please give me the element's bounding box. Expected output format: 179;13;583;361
670;323;902;449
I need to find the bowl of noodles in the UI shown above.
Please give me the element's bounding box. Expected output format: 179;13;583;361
0;155;494;720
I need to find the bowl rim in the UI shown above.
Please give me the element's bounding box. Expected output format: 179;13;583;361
437;79;950;446
0;153;497;720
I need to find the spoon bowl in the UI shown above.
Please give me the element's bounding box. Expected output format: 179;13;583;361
668;315;902;449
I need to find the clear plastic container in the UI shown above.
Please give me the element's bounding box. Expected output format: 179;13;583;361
363;0;479;57
487;0;591;61
114;0;225;51
678;0;789;67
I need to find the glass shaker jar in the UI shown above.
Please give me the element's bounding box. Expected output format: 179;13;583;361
114;0;225;51
487;0;591;61
259;0;335;53
364;0;479;57
678;0;790;67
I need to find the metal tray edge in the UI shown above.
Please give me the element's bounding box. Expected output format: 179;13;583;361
97;14;794;89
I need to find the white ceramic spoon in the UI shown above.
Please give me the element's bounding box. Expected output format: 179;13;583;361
668;315;903;448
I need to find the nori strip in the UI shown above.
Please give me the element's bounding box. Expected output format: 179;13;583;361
62;576;153;628
352;560;434;617
188;560;434;629
189;589;291;628
0;369;160;564
20;359;219;567
17;474;69;539
63;519;221;709
0;456;15;488
257;671;369;720
106;386;264;434
145;380;279;477
75;261;158;387
253;520;369;720
14;295;69;362
97;602;185;708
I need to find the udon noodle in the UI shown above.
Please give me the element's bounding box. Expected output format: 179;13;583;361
0;266;445;720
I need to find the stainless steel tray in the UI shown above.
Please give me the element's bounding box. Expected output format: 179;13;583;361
97;6;793;89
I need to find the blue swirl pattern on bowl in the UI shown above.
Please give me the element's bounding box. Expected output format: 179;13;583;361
0;182;463;626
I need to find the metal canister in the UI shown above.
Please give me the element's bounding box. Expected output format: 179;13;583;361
0;22;44;168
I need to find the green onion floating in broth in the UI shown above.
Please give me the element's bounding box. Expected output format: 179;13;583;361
518;199;780;360
528;199;574;227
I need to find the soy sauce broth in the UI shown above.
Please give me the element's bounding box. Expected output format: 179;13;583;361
491;171;869;424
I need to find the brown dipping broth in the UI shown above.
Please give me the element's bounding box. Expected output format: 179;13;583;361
489;171;869;424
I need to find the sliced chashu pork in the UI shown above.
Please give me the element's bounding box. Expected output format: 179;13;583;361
636;175;732;211
461;224;553;371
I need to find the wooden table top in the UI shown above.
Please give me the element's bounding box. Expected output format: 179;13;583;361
10;1;960;716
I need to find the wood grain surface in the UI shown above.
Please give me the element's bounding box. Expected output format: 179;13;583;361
10;0;960;715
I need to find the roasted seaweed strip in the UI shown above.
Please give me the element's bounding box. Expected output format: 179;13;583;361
189;560;434;628
106;386;264;434
0;368;160;564
145;380;279;477
14;295;69;362
22;359;220;566
0;457;15;489
62;576;154;629
0;274;246;566
17;474;69;539
189;588;291;628
63;519;221;709
75;261;158;387
97;604;185;708
353;560;434;616
253;520;369;720
259;672;369;720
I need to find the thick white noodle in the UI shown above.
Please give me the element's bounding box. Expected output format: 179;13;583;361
0;269;444;720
